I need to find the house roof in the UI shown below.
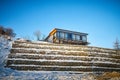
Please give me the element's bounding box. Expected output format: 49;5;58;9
54;28;88;35
45;28;88;41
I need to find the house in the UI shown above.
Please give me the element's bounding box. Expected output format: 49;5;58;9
45;28;89;45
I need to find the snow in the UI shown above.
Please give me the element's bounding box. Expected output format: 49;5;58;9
0;37;97;80
0;36;12;66
0;36;16;78
9;50;120;66
13;42;116;53
12;48;85;53
9;64;120;70
32;41;52;44
7;58;120;65
0;37;119;80
12;53;120;61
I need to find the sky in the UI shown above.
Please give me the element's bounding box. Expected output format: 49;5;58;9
0;0;120;48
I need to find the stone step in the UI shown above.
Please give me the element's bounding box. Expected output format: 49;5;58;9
7;65;120;72
12;44;117;55
8;54;120;63
14;40;55;45
14;41;85;47
13;41;116;54
8;54;92;61
12;43;85;52
10;49;120;59
6;40;119;72
10;49;89;56
7;59;120;68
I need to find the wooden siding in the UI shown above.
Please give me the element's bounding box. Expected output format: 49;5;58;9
50;29;56;36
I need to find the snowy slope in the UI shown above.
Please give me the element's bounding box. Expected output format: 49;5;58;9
0;37;96;80
0;36;16;78
0;36;12;66
0;37;120;80
7;39;120;72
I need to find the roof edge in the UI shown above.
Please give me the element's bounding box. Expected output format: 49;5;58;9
54;28;88;35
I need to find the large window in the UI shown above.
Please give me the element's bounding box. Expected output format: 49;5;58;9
72;34;75;40
80;36;82;40
56;31;60;38
65;33;67;40
76;35;80;41
67;33;72;40
59;32;64;39
82;36;87;42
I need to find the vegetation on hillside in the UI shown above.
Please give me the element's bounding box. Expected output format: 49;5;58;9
0;26;16;38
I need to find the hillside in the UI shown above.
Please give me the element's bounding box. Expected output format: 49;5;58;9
6;39;120;73
0;37;120;80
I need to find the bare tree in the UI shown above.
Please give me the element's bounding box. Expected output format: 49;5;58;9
33;30;41;41
114;38;120;50
114;38;120;54
41;34;46;40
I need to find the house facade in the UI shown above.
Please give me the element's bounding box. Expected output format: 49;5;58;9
45;28;89;45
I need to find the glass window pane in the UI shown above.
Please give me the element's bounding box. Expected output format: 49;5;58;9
82;36;86;42
67;33;72;40
72;34;75;40
80;36;82;40
76;35;80;41
56;31;60;38
60;32;64;39
65;33;67;40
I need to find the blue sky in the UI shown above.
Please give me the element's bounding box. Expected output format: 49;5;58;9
0;0;120;48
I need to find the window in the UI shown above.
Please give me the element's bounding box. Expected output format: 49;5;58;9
65;33;68;40
56;31;60;38
80;36;82;40
67;33;72;40
82;36;87;42
60;32;64;39
72;34;75;40
76;35;80;41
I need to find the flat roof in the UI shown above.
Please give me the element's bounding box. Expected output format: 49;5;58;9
54;28;88;35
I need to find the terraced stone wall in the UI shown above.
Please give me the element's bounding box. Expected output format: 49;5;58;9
6;40;120;73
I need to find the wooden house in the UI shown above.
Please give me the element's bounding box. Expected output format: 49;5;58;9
45;28;89;45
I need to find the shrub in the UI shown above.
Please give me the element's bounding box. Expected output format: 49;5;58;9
0;25;16;37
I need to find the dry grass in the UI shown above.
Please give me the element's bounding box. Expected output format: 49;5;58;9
96;72;120;80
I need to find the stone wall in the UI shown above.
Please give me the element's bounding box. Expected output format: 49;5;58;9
6;40;120;73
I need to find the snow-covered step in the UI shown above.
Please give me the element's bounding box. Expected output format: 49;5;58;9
12;41;117;56
12;44;85;52
12;43;117;55
8;65;120;72
7;59;120;68
13;41;116;54
6;40;120;72
14;40;85;47
14;40;54;45
8;65;120;70
7;65;93;71
8;54;120;63
8;54;92;61
10;49;90;56
10;48;120;59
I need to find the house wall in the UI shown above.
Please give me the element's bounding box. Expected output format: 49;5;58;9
45;29;88;45
55;31;87;44
47;35;53;43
